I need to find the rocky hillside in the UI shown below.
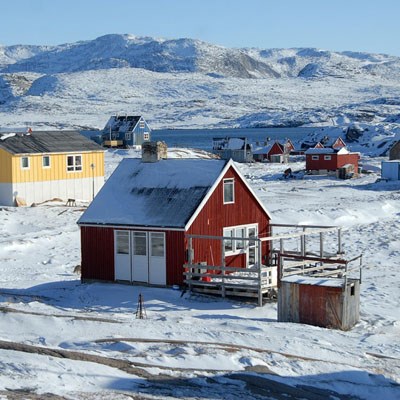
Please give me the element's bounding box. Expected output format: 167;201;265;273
0;33;399;146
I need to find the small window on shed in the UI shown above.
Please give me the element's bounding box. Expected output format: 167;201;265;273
21;156;29;169
312;155;319;160
324;155;332;161
143;132;150;141
350;284;355;296
223;178;234;204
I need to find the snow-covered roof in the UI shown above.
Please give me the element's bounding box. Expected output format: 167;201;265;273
305;147;336;155
78;158;229;229
281;275;345;288
252;144;272;155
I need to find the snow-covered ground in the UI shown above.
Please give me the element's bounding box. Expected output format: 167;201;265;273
0;148;399;399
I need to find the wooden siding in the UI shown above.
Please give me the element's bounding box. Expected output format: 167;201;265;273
278;280;360;330
81;226;115;281
187;166;270;268
81;225;186;285
267;142;284;160
306;153;359;171
10;151;104;183
0;148;12;183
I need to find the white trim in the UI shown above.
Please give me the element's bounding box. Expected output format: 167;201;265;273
67;154;83;172
185;159;272;231
312;155;319;160
78;223;185;231
324;155;332;161
223;178;235;204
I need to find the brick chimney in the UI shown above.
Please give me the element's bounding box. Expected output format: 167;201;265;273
141;141;168;162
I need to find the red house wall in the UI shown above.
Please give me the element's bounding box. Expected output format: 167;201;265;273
267;142;284;160
80;165;270;287
306;153;359;171
81;225;186;286
187;166;271;270
81;226;115;281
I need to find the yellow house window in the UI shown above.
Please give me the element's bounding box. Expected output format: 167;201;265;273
42;155;50;168
67;155;82;172
21;156;30;169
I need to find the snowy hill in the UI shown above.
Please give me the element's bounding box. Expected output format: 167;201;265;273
0;33;400;147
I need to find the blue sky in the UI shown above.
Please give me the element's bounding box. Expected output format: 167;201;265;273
2;0;400;56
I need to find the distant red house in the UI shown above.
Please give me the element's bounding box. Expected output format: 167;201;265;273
78;146;272;286
253;141;288;162
305;147;360;175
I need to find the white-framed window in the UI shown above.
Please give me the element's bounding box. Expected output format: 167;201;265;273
116;231;130;254
67;155;82;172
223;224;257;255
324;155;332;160
42;155;50;168
223;178;234;204
143;132;150;141
139;120;145;129
21;156;30;169
312;155;319;160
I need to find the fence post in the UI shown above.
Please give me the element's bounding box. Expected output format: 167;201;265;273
221;237;226;299
320;232;324;258
258;238;263;306
188;237;193;293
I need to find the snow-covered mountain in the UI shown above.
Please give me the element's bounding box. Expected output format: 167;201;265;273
1;33;400;146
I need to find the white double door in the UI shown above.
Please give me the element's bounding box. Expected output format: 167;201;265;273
114;230;166;285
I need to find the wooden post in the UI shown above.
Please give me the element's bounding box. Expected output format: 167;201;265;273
221;237;226;299
258;239;263;307
338;228;342;254
188;237;193;293
320;232;324;258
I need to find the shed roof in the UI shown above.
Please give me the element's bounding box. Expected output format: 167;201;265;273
78;158;230;229
0;131;103;155
281;275;345;287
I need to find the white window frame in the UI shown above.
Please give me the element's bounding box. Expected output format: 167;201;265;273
21;156;30;169
42;155;51;168
324;155;332;160
311;155;319;160
67;154;82;172
115;230;130;255
223;224;258;256
223;178;235;204
143;132;150;141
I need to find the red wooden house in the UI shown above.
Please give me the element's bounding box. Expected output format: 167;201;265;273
305;147;360;175
78;147;271;287
253;141;287;162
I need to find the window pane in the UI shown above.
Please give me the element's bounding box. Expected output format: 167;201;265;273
248;227;256;246
151;233;164;257
134;232;147;256
21;157;29;168
75;156;82;171
235;228;245;250
116;231;129;254
224;229;233;252
223;179;234;203
43;156;50;167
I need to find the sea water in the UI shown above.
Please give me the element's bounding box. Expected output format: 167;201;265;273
152;127;317;151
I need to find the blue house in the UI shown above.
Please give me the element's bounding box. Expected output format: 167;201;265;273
102;115;151;148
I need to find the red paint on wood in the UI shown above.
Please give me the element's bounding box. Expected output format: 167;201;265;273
80;226;115;281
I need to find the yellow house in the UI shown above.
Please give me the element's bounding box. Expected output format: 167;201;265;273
0;130;105;206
